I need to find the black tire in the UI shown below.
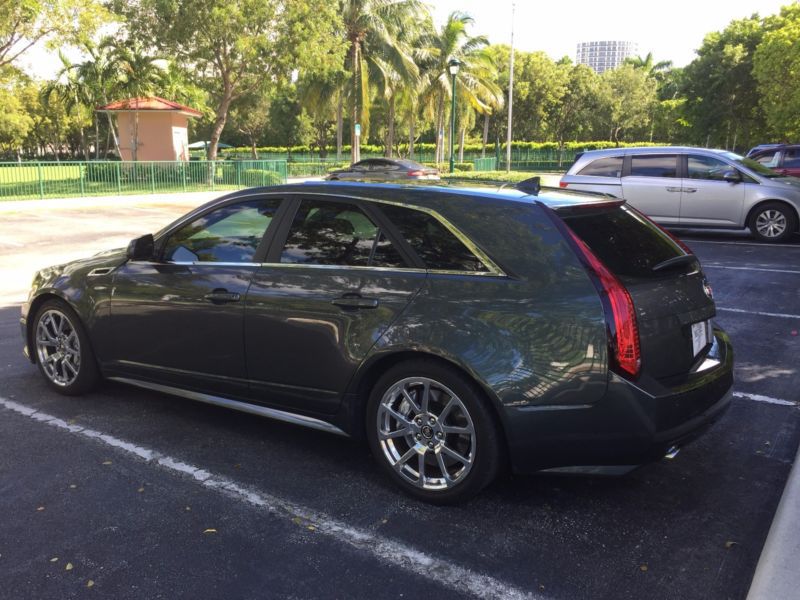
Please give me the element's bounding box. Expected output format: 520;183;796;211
366;359;504;504
32;299;99;395
749;202;797;243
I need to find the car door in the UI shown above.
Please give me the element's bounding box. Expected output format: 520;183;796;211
108;196;286;395
779;148;800;177
621;154;681;224
243;195;426;414
679;154;746;227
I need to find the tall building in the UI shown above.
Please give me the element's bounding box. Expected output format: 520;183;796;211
576;40;638;73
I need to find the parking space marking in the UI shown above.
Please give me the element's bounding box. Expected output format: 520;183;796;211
681;239;800;249
0;396;537;600
734;392;797;407
717;307;800;320
704;264;800;275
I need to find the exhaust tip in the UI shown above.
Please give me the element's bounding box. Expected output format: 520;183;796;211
664;446;680;460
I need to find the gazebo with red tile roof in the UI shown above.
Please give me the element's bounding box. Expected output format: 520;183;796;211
97;97;202;161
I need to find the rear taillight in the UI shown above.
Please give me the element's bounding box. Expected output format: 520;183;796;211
564;227;641;378
559;181;569;188
407;170;424;176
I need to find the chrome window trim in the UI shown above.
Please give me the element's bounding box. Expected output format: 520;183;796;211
154;189;506;277
255;262;502;277
165;261;262;267
132;260;503;278
283;191;506;277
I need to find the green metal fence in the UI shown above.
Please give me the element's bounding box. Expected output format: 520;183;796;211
473;157;497;171
0;160;288;201
217;148;577;171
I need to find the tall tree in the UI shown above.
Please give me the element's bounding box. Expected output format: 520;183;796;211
419;12;502;163
681;14;770;150
115;0;346;160
598;64;657;145
0;0;109;68
753;4;800;139
340;0;421;162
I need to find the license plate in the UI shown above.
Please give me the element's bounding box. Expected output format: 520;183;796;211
691;320;711;356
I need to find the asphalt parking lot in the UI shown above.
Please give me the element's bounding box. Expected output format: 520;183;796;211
0;195;798;599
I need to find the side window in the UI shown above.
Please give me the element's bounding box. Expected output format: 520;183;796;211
577;156;623;177
687;155;734;181
783;149;800;168
754;151;780;167
280;199;405;267
629;155;678;178
378;204;489;272
162;198;281;263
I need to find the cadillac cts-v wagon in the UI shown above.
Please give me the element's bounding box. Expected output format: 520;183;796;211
21;181;733;503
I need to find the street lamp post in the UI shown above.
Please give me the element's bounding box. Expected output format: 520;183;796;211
448;58;461;174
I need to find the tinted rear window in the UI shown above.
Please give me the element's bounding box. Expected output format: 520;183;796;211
559;204;686;279
630;155;678;178
578;156;623;177
378;204;489;272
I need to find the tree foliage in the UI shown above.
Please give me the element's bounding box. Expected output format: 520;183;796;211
753;4;800;139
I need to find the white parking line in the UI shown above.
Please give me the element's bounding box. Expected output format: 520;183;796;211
0;396;537;600
734;392;797;407
682;239;800;249
717;307;800;320
704;264;800;275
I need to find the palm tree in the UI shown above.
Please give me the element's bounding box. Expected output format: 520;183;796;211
625;52;673;79
105;39;168;161
340;0;422;162
74;41;123;158
418;12;503;164
41;52;93;160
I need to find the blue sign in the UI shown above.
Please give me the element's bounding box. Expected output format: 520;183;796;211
354;123;361;136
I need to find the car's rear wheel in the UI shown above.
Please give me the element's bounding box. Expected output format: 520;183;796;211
366;360;503;504
33;299;99;395
749;202;797;242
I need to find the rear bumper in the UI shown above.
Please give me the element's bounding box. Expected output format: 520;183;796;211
505;325;734;474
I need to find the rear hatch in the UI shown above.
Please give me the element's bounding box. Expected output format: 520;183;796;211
555;201;715;380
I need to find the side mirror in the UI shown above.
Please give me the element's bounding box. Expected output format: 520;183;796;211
723;170;741;183
126;234;155;261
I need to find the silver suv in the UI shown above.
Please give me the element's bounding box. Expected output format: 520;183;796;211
560;146;800;242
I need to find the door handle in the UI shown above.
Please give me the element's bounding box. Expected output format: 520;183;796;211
682;188;697;193
204;289;241;304
331;295;379;309
666;187;682;192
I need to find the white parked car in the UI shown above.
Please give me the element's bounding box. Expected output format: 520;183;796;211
560;146;800;242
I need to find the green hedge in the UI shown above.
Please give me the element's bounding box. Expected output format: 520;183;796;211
218;140;666;157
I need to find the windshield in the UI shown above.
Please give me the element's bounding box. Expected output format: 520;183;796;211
721;152;781;178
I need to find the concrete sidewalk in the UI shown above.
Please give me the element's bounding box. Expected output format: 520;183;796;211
747;440;800;599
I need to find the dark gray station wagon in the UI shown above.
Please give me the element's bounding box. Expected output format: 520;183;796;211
21;182;733;503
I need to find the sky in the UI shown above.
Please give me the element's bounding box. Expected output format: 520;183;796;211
18;0;794;79
428;0;791;66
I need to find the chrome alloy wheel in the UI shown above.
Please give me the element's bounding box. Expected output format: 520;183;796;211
35;309;81;387
376;377;476;490
755;209;787;239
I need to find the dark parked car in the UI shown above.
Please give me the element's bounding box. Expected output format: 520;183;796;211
21;181;733;503
326;158;439;181
748;144;800;178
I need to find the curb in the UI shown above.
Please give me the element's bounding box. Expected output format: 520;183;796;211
746;440;800;599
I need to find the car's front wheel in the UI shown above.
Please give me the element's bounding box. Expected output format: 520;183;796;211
749;202;797;242
366;360;503;504
33;299;99;395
